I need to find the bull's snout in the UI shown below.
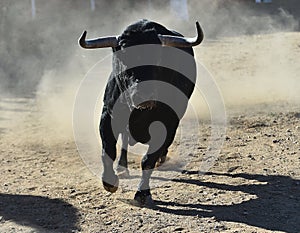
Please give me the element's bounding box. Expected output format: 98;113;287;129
130;86;157;110
135;100;157;110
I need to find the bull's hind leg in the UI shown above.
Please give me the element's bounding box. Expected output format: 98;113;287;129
116;132;130;178
100;113;119;193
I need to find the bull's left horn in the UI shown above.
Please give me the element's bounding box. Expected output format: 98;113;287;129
158;21;204;47
79;31;118;49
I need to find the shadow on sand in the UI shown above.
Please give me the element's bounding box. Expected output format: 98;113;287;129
150;172;300;233
0;193;79;232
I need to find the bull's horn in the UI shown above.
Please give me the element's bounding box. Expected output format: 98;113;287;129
79;31;118;49
158;22;204;47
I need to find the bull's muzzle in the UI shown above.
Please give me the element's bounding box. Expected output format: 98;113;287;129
135;100;157;110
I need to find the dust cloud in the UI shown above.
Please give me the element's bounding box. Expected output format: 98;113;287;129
0;0;299;138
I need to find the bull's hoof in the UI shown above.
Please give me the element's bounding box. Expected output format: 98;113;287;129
102;176;119;193
116;166;130;179
157;155;167;167
134;190;154;206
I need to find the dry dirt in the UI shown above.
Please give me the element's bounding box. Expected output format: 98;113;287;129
1;32;300;233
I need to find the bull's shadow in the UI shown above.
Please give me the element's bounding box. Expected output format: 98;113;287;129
153;172;300;233
0;193;79;232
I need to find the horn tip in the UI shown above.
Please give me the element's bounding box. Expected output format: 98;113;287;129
79;31;87;48
81;30;87;38
195;21;204;44
195;21;201;31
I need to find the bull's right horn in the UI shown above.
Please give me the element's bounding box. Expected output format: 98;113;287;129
79;31;118;49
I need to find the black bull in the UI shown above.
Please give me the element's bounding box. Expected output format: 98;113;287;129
79;19;203;205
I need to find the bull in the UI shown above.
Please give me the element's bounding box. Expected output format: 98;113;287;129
79;19;203;205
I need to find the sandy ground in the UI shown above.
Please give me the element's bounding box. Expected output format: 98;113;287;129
1;32;300;233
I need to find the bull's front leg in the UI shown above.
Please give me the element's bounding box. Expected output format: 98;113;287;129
134;119;179;205
134;147;164;205
100;113;119;193
116;131;130;178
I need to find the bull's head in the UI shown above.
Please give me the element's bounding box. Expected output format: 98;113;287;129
79;21;203;111
79;21;203;49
